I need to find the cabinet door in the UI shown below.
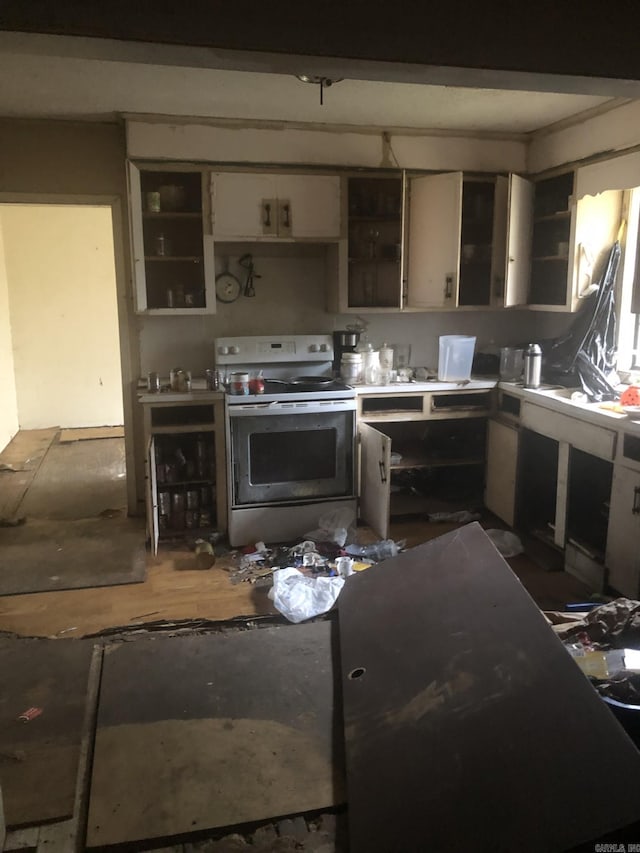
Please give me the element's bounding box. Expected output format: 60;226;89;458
606;464;640;598
212;172;278;239
276;175;341;239
146;435;159;556
128;161;149;312
406;172;462;308
504;174;534;307
359;422;391;540
484;419;518;527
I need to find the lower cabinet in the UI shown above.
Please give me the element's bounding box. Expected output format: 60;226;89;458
484;418;519;527
359;408;488;539
143;397;227;554
606;464;640;598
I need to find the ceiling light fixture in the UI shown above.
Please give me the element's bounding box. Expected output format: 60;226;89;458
296;74;343;106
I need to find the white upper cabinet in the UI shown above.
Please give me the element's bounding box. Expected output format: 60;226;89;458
212;172;341;241
406;172;463;309
528;171;623;312
127;162;216;315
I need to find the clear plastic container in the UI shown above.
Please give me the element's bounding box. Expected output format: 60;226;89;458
438;335;476;381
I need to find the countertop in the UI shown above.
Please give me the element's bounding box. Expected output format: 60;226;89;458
138;390;224;404
498;381;640;436
353;379;497;394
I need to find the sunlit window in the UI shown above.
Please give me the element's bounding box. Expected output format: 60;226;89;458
616;187;640;373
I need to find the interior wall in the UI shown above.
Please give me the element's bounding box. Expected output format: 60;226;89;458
0;220;19;451
126;120;528;174
528;101;640;175
0;118;140;510
1;204;124;429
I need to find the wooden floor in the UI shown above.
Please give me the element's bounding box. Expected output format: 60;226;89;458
0;429;592;638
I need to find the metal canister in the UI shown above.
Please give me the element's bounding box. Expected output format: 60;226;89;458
205;368;220;391
523;343;542;389
229;371;250;395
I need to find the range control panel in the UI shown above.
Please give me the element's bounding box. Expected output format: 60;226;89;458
215;334;333;365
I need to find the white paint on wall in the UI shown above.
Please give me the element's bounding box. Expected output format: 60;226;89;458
0;221;19;451
1;204;124;429
126;120;527;174
528;100;640;175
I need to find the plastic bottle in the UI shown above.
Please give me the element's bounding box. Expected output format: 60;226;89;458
345;539;404;561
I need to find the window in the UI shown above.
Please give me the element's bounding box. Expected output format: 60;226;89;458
617;187;640;372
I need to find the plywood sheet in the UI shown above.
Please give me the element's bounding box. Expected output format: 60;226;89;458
59;427;124;443
338;522;640;853
0;516;146;595
0;429;57;520
87;621;345;848
0;639;94;828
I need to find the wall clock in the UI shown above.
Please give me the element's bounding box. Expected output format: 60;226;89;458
215;272;241;303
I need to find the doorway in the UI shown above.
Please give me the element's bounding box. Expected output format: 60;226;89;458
0;201;145;595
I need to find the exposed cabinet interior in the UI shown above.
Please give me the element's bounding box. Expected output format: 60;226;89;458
144;399;227;554
129;164;214;313
459;179;496;306
529;172;574;305
566;447;613;561
346;174;404;309
516;428;559;549
360;404;487;538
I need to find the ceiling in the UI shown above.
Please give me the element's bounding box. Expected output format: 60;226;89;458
0;31;627;136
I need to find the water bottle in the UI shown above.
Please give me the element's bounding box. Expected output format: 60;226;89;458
523;343;542;389
345;539;402;561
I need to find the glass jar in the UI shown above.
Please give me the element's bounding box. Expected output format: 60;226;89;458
363;350;381;385
340;352;362;385
229;371;250;395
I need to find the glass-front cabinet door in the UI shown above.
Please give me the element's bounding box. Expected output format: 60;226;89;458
128;162;216;314
341;173;406;311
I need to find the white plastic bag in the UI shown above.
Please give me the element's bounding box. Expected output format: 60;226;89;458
269;567;345;623
303;506;356;547
485;529;523;558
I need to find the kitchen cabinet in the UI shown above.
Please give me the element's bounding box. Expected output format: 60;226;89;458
528;171;623;311
358;389;492;538
142;397;227;554
212;171;341;240
606;433;640;597
406;172;533;309
341;173;405;310
128;162;216;314
484;418;519;527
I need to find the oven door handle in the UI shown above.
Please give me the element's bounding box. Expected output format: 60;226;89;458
228;400;356;416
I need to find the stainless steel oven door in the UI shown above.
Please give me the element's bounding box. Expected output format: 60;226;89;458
228;400;356;506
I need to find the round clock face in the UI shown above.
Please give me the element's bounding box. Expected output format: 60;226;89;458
215;272;241;304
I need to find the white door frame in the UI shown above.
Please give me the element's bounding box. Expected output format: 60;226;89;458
0;192;139;515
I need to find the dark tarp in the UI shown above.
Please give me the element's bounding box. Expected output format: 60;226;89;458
544;241;621;401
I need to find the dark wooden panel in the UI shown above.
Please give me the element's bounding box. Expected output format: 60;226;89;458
338;523;640;853
0;639;94;827
87;621;345;848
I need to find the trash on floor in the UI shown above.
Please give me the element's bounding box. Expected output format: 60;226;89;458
428;510;481;523
345;539;405;562
304;506;356;547
194;538;216;570
269;567;345;623
485;529;523;558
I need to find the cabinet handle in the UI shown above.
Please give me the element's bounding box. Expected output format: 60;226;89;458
378;459;387;484
282;203;290;229
633;486;640;515
263;202;272;228
444;274;453;300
